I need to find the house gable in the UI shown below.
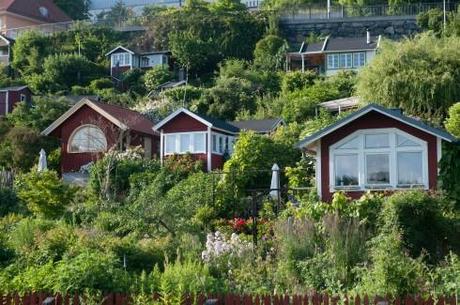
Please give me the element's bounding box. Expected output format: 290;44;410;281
297;105;457;202
161;112;209;133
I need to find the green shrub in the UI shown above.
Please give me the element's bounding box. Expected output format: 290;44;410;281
90;78;114;92
145;66;172;91
381;191;456;263
445;102;460;137
355;230;428;296
15;170;76;219
281;70;317;93
0;188;22;216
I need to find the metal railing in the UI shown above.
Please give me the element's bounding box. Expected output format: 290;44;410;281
280;1;460;22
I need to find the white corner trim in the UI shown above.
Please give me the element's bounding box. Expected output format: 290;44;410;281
207;127;212;172
436;137;442;175
321;36;330;51
316;140;322;199
160;129;164;165
5;90;9;114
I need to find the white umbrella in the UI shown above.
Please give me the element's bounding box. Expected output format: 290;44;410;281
269;163;280;201
38;149;47;172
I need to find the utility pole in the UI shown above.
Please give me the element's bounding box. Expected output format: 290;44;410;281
327;0;331;19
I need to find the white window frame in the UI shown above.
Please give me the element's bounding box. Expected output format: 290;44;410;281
163;132;207;155
329;128;429;192
353;52;366;67
328;52;367;70
111;52;131;67
67;124;108;154
211;133;237;156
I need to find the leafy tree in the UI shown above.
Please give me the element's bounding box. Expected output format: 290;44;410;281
439;143;460;206
417;8;445;35
445;102;460;137
53;0;90;20
7;97;70;131
12;31;52;76
15;170;76;219
194;77;256;121
144;65;172;91
97;0;135;27
356;34;460;123
26;54;105;93
0;188;22;217
145;0;263;73
0;127;59;172
253;35;288;71
281;70;318;93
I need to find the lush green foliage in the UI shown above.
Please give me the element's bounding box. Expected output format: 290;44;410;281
445;102;460;137
253;35;288;71
357;34;460;123
15;170;76;219
144;66;172;91
53;0;91;20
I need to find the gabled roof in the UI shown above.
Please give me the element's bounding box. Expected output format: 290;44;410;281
105;45;170;57
231;118;284;134
0;0;72;23
42;98;157;136
297;104;457;148
0;85;28;92
301;35;381;54
153;108;240;134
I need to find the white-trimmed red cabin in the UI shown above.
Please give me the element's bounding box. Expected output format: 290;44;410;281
153;108;284;171
297;104;457;202
42;98;159;173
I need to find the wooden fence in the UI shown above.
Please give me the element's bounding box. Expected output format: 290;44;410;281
0;293;457;305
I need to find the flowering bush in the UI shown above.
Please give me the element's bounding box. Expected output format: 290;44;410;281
229;218;247;233
201;231;252;265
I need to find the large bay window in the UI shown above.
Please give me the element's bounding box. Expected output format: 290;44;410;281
164;132;206;155
330;129;428;191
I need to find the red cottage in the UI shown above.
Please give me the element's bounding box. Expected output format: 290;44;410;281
297;104;457;202
42;98;159;173
154;108;283;171
0;85;32;116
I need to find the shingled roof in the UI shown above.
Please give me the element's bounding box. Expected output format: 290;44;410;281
299;34;381;54
0;0;72;23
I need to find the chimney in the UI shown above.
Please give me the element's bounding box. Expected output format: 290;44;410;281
366;29;371;44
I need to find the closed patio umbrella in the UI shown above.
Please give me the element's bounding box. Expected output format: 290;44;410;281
38;149;47;172
269;163;280;201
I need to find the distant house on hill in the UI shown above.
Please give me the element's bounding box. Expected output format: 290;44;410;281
106;45;171;78
0;0;71;34
42;98;159;173
153;108;283;171
0;85;31;116
286;31;381;76
297;104;457;202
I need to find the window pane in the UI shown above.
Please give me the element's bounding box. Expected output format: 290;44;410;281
70;126;107;153
397;134;420;147
212;135;217;152
193;133;205;152
218;136;224;153
165;135;176;153
337;136;360;149
366;154;390;184
180;134;191;153
365;133;389;148
398;152;424;185
335;154;359;186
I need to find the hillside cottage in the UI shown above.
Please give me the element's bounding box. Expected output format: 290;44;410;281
297;104;457;202
154;108;283;171
42;98;159;173
287;31;381;75
106;46;170;78
0;85;32;116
